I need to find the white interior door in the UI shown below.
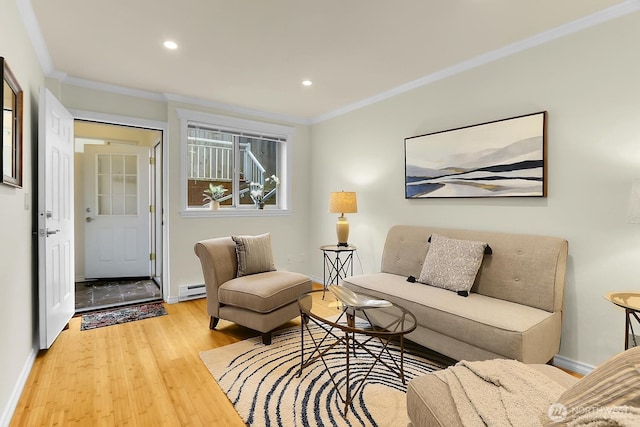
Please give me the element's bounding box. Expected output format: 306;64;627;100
151;140;163;283
84;144;150;278
38;89;75;349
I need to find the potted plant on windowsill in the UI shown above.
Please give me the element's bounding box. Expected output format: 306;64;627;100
249;175;280;209
203;184;227;210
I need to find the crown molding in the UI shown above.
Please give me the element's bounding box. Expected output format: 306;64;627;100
310;0;640;124
16;0;54;74
164;94;311;126
17;0;640;126
61;75;166;102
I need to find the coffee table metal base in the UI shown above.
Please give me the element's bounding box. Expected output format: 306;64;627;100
297;308;408;417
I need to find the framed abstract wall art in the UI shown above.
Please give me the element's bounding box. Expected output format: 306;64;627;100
405;111;547;199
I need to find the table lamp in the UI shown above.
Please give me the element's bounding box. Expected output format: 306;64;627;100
329;191;357;247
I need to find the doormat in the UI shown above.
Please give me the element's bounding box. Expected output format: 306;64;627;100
80;302;167;330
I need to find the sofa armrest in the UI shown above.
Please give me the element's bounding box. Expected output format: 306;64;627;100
194;237;238;317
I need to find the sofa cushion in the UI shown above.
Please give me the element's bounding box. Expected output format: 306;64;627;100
418;234;488;294
232;233;276;277
342;273;560;362
219;271;310;313
380;225;568;313
546;346;640;426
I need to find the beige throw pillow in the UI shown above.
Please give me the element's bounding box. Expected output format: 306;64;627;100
418;234;487;294
231;233;276;277
545;346;640;426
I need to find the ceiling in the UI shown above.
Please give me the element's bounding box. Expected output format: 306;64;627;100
26;0;631;122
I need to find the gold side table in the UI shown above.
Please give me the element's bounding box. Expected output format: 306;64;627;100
604;292;640;350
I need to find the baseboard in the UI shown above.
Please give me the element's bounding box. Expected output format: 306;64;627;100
165;295;179;304
553;354;595;376
0;346;37;427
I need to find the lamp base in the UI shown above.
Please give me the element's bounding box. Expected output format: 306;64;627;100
336;215;350;248
337;242;349;247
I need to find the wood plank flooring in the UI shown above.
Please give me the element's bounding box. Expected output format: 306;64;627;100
11;284;337;426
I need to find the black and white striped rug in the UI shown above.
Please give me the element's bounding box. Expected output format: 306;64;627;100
200;321;445;426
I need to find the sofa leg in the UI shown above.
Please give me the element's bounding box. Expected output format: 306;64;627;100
261;332;272;345
209;316;219;330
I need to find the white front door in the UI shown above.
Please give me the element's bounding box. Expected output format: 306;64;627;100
84;144;150;278
38;89;75;349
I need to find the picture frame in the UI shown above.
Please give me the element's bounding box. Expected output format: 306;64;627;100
1;57;24;188
405;111;547;199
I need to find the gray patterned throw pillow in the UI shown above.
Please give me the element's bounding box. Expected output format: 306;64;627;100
418;234;488;294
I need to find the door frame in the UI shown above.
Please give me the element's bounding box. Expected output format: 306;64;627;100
71;109;169;301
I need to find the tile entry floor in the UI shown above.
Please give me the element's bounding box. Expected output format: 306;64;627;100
75;278;162;313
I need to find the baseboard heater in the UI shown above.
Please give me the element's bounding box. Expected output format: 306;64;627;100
178;283;206;301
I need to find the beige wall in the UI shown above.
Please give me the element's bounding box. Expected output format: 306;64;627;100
309;11;640;368
3;2;640;422
51;92;312;301
165;101;312;297
0;0;45;423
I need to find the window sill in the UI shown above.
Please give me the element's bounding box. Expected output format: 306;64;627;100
180;208;291;218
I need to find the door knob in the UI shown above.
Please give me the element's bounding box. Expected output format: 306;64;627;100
46;229;60;236
86;217;94;223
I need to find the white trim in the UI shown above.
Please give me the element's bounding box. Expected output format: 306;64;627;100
165;93;309;126
165;295;180;304
553;354;595;376
177;109;294;216
176;109;295;138
0;347;37;427
69;110;171;303
18;0;640;125
180;208;292;218
311;0;640;124
63;76;166;102
16;0;55;75
70;109;166;131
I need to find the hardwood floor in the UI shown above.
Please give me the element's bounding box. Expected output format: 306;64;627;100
11;284;336;426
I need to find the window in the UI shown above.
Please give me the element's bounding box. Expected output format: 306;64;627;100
178;110;293;216
97;154;138;215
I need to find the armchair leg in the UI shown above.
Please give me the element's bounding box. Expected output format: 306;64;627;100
261;332;272;345
209;316;220;330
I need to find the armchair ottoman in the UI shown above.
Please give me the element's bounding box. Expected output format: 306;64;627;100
194;234;312;344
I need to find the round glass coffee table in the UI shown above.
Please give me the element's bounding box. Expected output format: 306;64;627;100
297;289;417;417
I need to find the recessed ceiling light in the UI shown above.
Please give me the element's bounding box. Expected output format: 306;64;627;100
164;40;178;50
302;80;313;87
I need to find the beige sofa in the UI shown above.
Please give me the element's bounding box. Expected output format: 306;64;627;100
407;363;579;426
342;225;568;364
407;345;640;427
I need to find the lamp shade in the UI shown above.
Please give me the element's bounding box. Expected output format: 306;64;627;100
329;191;357;214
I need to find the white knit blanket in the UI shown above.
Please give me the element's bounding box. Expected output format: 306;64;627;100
434;359;567;427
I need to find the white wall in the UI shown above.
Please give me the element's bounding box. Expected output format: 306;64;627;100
308;11;640;368
51;92;313;302
165;101;312;298
4;3;639;423
0;0;44;424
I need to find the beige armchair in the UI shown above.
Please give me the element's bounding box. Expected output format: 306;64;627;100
194;236;312;344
